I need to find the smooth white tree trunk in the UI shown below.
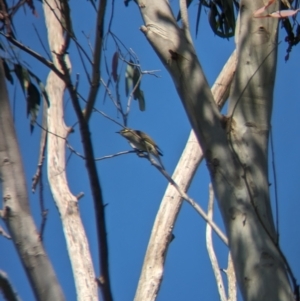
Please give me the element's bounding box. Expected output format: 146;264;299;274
135;0;294;300
43;2;97;300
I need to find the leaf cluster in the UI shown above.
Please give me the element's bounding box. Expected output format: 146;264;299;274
3;60;49;132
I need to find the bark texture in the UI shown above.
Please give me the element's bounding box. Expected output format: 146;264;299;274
136;0;294;300
134;50;236;301
0;61;65;300
227;1;292;300
43;1;97;300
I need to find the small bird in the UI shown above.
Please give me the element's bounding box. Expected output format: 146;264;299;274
117;127;164;169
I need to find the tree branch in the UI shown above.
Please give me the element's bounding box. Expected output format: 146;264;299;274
84;0;107;121
0;57;65;301
134;50;236;301
206;184;227;301
43;1;98;300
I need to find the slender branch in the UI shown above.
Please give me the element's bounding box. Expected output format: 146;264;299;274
43;1;97;299
76;43;91;84
100;77;120;109
32;23;52;61
95;150;136;161
1;33;65;80
0;48;65;301
84;0;107;121
179;0;193;45
0;225;11;239
78;91;124;127
270;128;279;241
206;184;227;301
134;50;236;301
223;254;237;301
155;163;228;244
38;168;48;241
56;49;113;301
32;100;48;192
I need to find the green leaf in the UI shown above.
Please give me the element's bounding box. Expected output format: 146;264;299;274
195;1;203;37
132;65;141;98
111;51;119;82
28;70;50;108
135;89;145;111
125;60;146;110
2;59;13;84
26;83;41;132
14;64;30;93
208;1;235;39
125;60;134;97
36;80;49;108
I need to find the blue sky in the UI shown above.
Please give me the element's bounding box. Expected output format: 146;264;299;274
0;1;300;301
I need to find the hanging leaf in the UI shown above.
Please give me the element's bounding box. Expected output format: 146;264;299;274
2;59;13;84
36;80;50;108
125;60;146;111
135;89;145;111
132;65;141;100
111;51;119;82
125;60;135;97
208;1;235;38
26;0;38;16
28;70;50;108
26;83;41;132
195;1;202;37
87;0;97;11
14;64;30;94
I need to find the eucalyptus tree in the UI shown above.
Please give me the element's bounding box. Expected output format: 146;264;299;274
0;1;298;301
129;1;297;300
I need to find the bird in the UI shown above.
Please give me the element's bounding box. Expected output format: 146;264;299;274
117;127;165;169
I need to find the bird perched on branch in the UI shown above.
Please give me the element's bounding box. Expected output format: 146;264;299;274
117;127;164;169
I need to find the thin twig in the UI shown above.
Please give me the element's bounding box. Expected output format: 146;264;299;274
0;226;11;239
270;127;279;242
32;99;48;192
32;23;52;60
76;43;91;84
2;33;65;80
161;169;228;245
38;168;48;242
55;41;113;301
123;150;228;244
78;91;124;127
100;78;119;109
95;150;136;161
